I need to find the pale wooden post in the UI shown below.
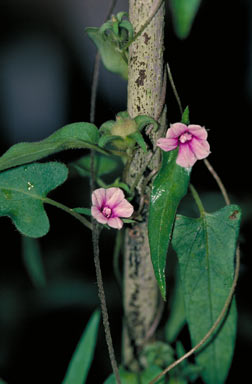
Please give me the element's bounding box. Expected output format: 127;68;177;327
123;0;166;369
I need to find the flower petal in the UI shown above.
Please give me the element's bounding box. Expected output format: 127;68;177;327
106;187;125;208
91;206;108;224
190;137;210;160
167;123;187;139
188;124;208;140
107;217;123;229
177;143;197;168
113;199;134;218
92;188;106;208
156;137;178;152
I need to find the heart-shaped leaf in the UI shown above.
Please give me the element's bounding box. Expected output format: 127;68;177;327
148;149;190;300
0;122;106;172
172;205;241;384
0;162;68;238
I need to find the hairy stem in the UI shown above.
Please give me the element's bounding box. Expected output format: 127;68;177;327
91;221;122;383
89;2;121;382
166;62;183;116
204;158;231;205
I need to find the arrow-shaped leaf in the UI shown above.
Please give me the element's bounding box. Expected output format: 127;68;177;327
148;149;190;300
62;309;100;384
170;0;202;39
0;162;68;238
0;122;107;172
172;205;241;384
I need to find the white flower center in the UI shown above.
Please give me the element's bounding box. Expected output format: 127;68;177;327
179;132;192;143
102;206;112;218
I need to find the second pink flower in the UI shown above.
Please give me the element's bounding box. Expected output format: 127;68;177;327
156;122;210;168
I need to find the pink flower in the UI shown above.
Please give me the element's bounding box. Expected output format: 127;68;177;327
156;123;210;168
91;187;134;229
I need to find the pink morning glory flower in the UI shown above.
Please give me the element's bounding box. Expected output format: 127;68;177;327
156;123;210;168
91;187;134;229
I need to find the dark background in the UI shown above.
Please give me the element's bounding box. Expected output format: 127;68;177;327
0;0;251;383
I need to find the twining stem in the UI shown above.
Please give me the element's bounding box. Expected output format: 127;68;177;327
89;1;121;382
204;158;231;205
166;62;183;116
91;221;122;384
46;193;121;382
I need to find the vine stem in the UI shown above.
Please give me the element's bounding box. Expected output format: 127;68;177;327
204;158;231;205
89;1;121;382
44;197;121;382
91;221;122;384
166;62;183;117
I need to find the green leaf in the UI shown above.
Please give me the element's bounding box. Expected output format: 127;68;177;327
104;369;138;384
69;153;122;179
181;106;190;125
0;379;8;384
129;131;147;152
86;28;128;80
22;236;46;288
172;205;241;384
100;21;113;35
108;179;130;194
112;21;120;37
170;0;202;39
98;135;124;148
140;341;174;369
0;162;68;238
62;309;100;384
119;20;134;41
134;115;159;132
122;218;136;224
148;150;190;300
73;208;91;216
165;267;186;343
0;122;106;172
99;120;116;134
140;365;165;383
116;12;129;22
104;366;165;384
116;111;130;120
168;378;187;384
